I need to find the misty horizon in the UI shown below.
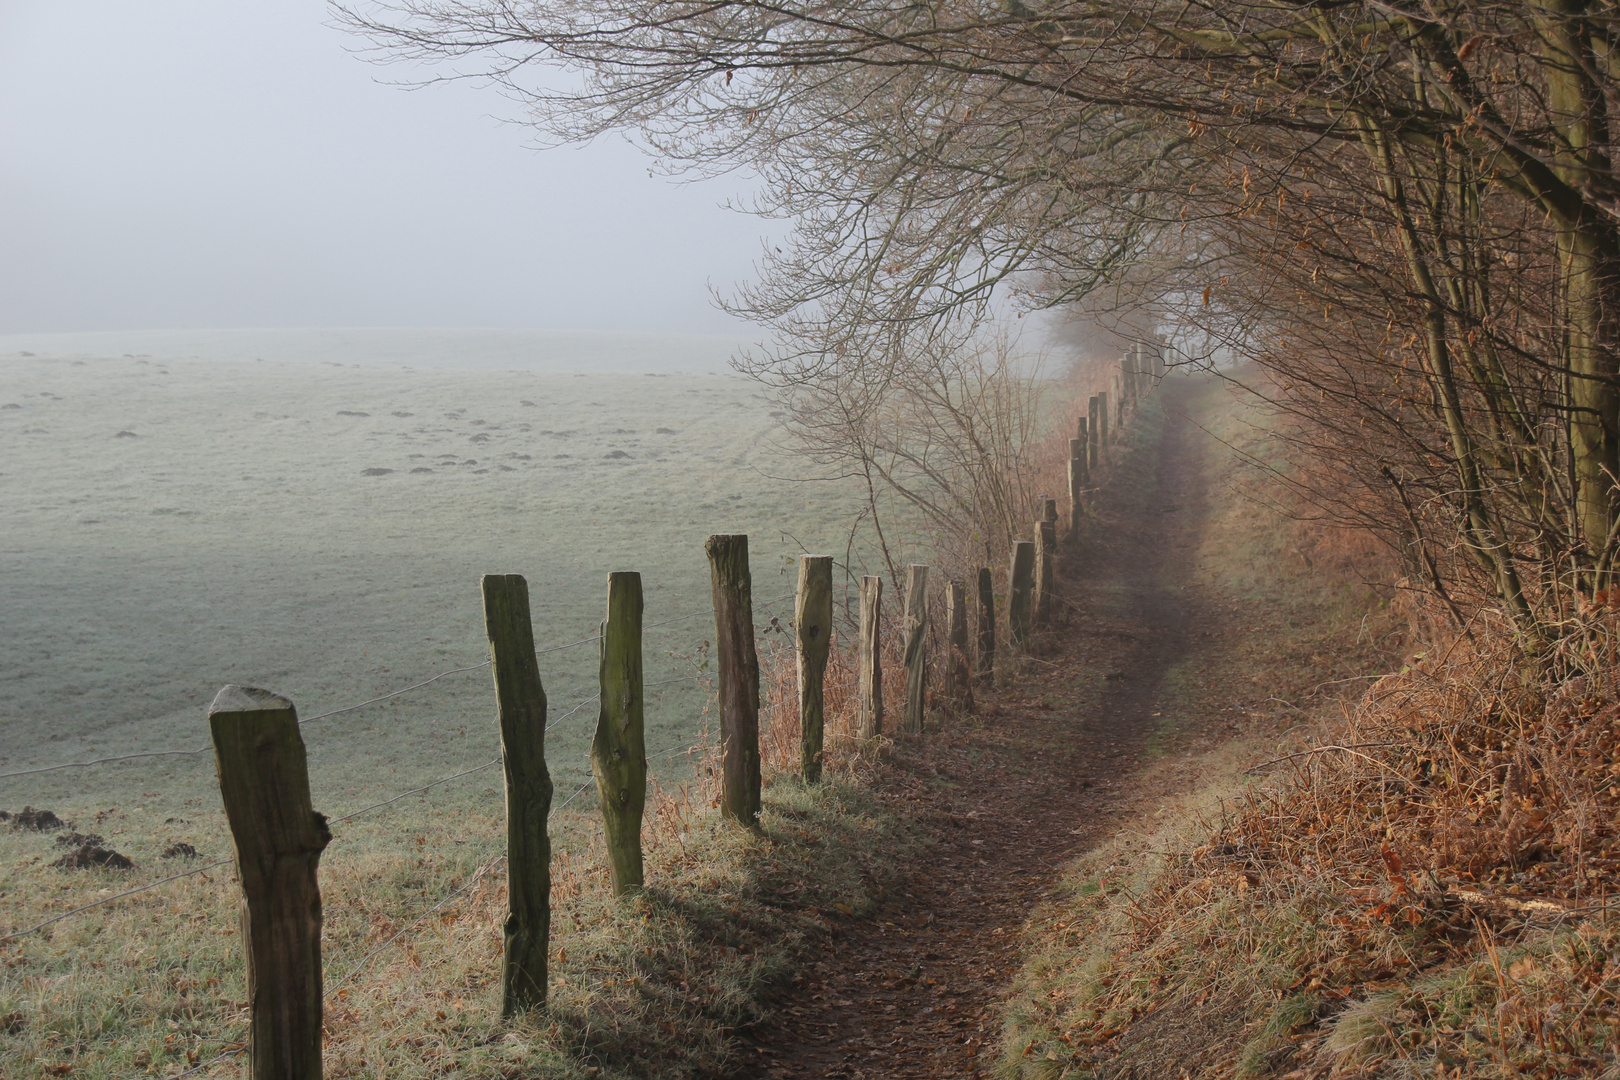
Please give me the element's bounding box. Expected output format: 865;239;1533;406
1;1;772;338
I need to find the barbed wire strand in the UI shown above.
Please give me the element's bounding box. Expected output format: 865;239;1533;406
324;852;507;1000
2;596;792;783
0;858;233;945
0;658;494;781
329;758;504;827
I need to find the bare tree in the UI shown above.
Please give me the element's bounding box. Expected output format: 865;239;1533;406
338;0;1620;627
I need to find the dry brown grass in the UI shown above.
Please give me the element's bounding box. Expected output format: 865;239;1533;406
996;456;1620;1079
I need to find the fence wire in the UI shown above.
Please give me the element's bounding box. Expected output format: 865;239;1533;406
2;593;789;783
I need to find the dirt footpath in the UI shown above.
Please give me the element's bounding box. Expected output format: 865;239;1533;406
737;379;1248;1079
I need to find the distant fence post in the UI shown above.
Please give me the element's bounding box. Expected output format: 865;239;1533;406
857;575;884;740
946;580;974;712
481;574;553;1016
209;685;330;1080
706;534;762;826
901;564;929;734
593;571;645;897
1068;436;1087;535
1009;541;1035;649
1087;395;1102;472
1034;519;1057;630
975;567;995;687
796;554;833;782
1098;390;1111;461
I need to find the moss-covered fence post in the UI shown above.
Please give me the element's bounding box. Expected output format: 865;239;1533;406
796;554;833;782
1009;541;1035;649
975;567;995;687
592;570;645;896
901;563;929;734
481;573;552;1016
706;534;761;826
857;574;883;740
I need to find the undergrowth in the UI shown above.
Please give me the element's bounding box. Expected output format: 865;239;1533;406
998;378;1620;1078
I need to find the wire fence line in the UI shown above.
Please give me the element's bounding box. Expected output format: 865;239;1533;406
324;852;508;1000
0;590;793;950
0;858;234;945
0;657;494;782
2;593;794;784
0;715;717;945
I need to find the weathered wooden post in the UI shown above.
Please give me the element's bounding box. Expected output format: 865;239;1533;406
1068;436;1087;535
795;554;834;782
901;564;929;734
975;567;995;687
706;534;762;826
1087;395;1102;472
946;580;974;712
592;571;645;897
210;686;330;1080
1034;519;1057;629
857;575;883;740
482;574;553;1016
1009;541;1035;649
1098;390;1110;460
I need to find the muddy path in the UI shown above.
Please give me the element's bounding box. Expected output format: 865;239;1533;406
736;378;1229;1079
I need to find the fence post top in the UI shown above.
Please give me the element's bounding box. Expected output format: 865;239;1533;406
209;685;294;716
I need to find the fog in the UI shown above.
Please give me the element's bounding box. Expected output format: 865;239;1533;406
0;1;769;335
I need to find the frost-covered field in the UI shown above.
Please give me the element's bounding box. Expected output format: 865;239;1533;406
0;330;886;850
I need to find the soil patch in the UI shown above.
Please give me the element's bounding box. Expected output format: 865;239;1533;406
52;844;134;870
4;807;67;831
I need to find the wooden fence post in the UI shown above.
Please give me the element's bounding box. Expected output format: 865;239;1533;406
975;567;995;687
857;575;883;740
706;534;762;826
1034;519;1057;630
1009;541;1035;649
592;571;645;897
1098;390;1110;461
796;554;833;782
1068;437;1087;535
901;564;929;734
209;685;330;1080
946;580;974;712
481;574;553;1016
1087;395;1101;472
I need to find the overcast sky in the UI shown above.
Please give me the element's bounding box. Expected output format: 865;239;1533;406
0;1;770;336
